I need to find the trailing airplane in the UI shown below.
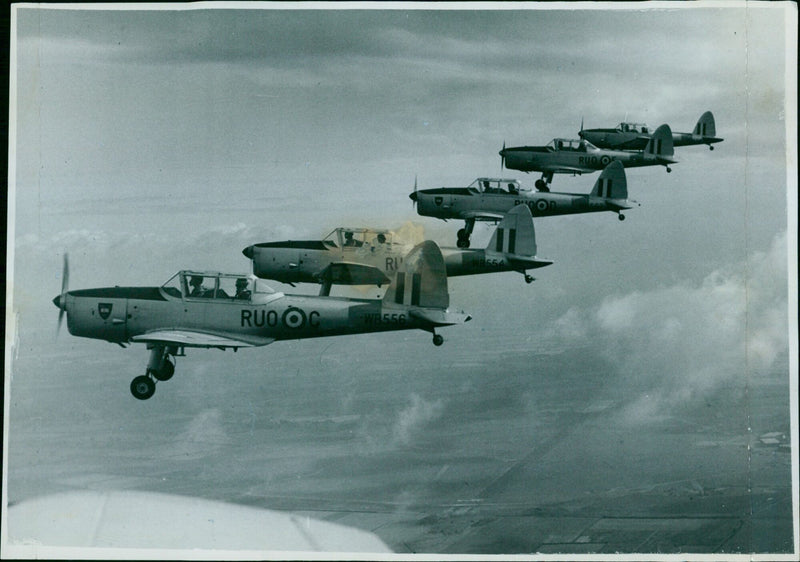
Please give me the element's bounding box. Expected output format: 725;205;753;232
243;205;552;288
500;123;676;191
52;242;471;400
579;111;723;151
410;160;636;248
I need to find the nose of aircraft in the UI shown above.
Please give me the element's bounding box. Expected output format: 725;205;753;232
408;191;418;202
52;294;62;309
242;245;254;259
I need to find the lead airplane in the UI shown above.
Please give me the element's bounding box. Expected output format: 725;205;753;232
243;205;551;287
410;160;636;248
578;111;723;151
52;242;470;400
500;123;676;191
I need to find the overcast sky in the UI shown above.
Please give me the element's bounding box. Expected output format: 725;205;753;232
7;3;796;414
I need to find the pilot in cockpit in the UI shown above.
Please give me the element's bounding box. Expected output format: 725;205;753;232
235;278;251;300
189;275;207;297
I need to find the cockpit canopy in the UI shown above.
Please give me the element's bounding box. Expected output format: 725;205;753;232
546;138;589;152
323;227;398;249
617;122;649;134
161;270;276;302
467;178;525;194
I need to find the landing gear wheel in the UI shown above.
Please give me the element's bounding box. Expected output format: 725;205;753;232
709;145;714;151
524;274;534;284
432;334;444;347
535;179;549;192
618;213;625;221
150;357;174;381
666;166;672;173
456;238;470;248
130;375;156;400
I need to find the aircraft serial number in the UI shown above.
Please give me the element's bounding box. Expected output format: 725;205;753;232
363;313;406;325
241;308;320;329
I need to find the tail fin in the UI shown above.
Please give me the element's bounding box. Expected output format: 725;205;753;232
487;204;537;256
693;111;716;137
590;160;627;199
643;124;674;159
383;240;448;309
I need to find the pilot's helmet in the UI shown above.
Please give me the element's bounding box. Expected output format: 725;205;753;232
190;275;203;286
236;278;249;288
377;233;386;244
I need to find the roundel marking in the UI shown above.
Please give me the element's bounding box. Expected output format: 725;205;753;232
282;307;307;329
535;200;548;212
600;155;611;166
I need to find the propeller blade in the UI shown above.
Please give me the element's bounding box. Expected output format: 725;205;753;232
500;141;506;172
412;175;418;208
56;253;69;336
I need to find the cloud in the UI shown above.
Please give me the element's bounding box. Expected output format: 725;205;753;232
552;231;789;422
392;394;445;446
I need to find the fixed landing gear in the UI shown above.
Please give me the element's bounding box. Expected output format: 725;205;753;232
432;333;444;346
618;213;626;221
534;179;550;192
130;346;179;400
666;166;672;173
456;218;476;248
709;145;714;151
524;274;535;284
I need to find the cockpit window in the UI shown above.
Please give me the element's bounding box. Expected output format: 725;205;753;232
160;272;183;298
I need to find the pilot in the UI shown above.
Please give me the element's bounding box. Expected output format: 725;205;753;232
235;278;251;300
508;182;518;194
189;275;206;297
344;231;356;247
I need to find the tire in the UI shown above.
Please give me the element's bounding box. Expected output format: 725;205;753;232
130;375;156;400
432;334;444;346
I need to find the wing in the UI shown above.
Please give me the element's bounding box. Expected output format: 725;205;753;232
541;164;593;174
319;262;391;285
131;329;275;349
461;210;505;221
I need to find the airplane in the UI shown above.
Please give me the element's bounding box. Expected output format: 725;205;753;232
410;160;636;248
499;123;676;191
52;242;471;400
578;111;723;151
242;205;552;287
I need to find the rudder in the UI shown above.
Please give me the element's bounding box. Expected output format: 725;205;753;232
590;160;627;199
487;204;537;257
693;111;716;137
643;124;674;158
383;240;449;309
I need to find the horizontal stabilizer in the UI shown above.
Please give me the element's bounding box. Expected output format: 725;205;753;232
409;308;471;326
319;262;391;286
693;111;716;137
132;330;275;348
590;160;628;200
383;240;449;309
643;124;674;158
487;204;538;257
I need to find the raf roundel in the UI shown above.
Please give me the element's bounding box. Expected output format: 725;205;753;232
601;155;611;166
535;200;548;212
282;307;307;329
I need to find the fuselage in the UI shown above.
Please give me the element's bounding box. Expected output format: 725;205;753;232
579;129;723;150
500;143;674;173
56;286;433;344
244;239;552;283
413;187;630;222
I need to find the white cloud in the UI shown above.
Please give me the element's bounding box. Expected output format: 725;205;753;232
392;394;444;446
553;231;789;422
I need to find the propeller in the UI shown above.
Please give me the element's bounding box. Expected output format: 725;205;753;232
55;253;69;335
410;175;418;208
500;141;506;173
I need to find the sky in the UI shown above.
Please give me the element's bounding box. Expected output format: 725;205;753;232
4;2;798;554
